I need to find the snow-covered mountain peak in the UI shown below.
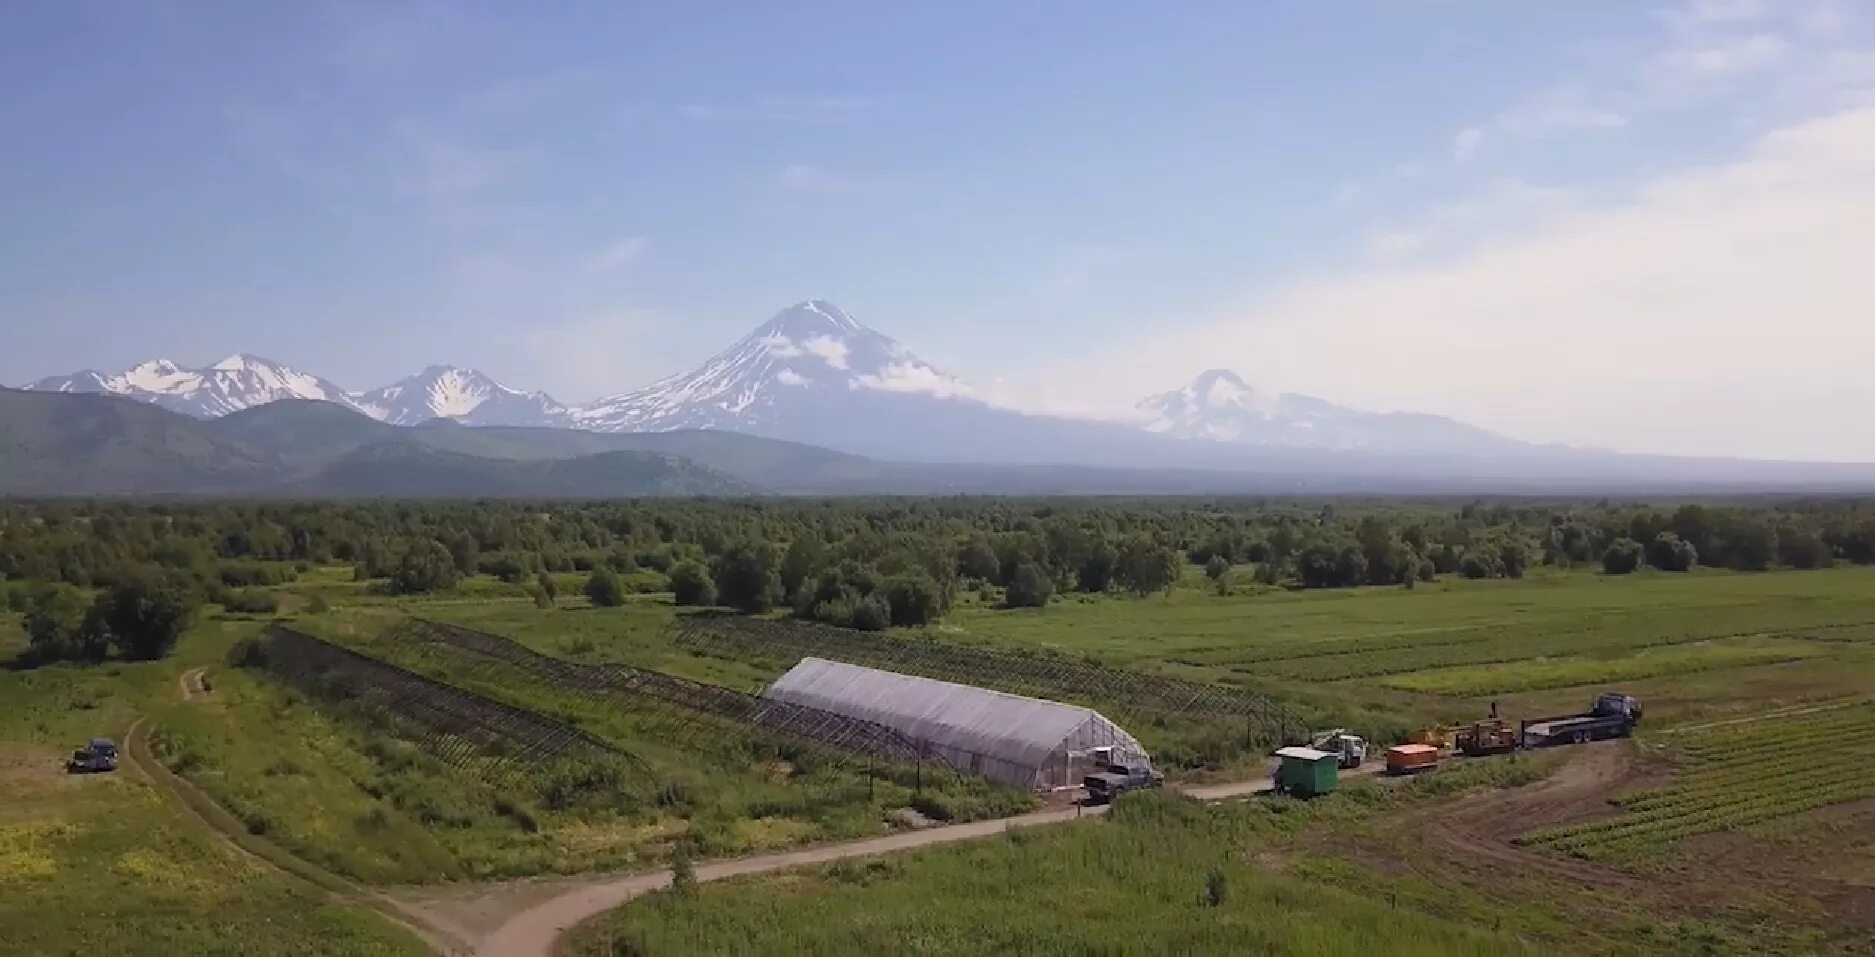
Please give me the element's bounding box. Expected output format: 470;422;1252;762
25;354;360;418
351;365;568;426
573;300;977;433
1138;370;1519;452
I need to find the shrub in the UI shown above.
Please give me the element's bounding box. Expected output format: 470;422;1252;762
1647;532;1698;572
667;561;715;607
882;572;943;627
1602;538;1644;575
387;540;461;595
221;588;279;615
585;567;626;607
1204;555;1230;581
1004;562;1053;608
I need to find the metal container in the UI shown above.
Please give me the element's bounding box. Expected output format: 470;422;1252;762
1385;743;1439;775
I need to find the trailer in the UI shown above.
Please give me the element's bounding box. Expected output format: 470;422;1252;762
1521;692;1643;748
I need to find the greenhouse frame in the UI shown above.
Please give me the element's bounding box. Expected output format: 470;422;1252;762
762;657;1152;791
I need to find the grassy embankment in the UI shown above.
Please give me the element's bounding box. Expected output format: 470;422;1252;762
0;610;423;957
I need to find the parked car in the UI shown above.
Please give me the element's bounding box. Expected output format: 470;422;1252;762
67;738;119;773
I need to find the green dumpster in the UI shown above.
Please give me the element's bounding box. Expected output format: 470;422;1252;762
1274;746;1340;797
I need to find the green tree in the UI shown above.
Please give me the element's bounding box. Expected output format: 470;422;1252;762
1777;527;1833;570
585;567;626;607
780;536;827;603
1720;518;1776;571
882;572;942;627
98;573;200;661
24;586;100;662
1115;536;1181;596
388;540;461;595
1647;532;1698;572
667;561;715;607
712;542;781;613
1078;542;1117;593
535;571;559;602
1003;561;1053;608
954;538;999;582
530;585;554;609
1204;554;1231;581
1601;538;1644;575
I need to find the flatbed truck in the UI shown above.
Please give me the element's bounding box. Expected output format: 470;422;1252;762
1521;692;1643;747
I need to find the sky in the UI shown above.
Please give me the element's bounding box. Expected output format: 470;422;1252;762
3;0;1874;461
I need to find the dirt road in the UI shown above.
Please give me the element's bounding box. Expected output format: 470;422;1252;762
452;762;1396;957
1421;740;1657;889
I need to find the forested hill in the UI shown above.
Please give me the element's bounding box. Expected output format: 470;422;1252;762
0;390;745;498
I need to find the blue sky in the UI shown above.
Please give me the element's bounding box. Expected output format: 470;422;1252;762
4;1;1874;459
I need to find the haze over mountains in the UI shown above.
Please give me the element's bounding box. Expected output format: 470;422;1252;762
10;299;1875;497
22;300;1522;461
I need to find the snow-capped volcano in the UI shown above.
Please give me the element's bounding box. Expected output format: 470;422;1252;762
27;354;363;418
353;365;569;426
1137;369;1519;452
574;300;976;432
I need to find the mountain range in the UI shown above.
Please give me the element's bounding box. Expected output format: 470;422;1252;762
17;300;1522;461
11;299;1875;496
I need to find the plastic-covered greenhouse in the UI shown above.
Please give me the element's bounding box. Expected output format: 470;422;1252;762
762;657;1152;791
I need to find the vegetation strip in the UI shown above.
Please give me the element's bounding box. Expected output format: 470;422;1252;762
254;626;636;786
388;618;945;769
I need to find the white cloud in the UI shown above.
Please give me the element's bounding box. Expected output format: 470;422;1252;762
585;236;649;272
800;334;850;370
1019;105;1875;461
853;362;975;399
1494;85;1629;137
1450;126;1485;161
774;368;808;386
761;334;805;358
1645;32;1788;86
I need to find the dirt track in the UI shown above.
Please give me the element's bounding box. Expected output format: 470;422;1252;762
1422;741;1657;889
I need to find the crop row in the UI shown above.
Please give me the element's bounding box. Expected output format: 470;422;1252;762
671;617;1301;743
1378;642;1820;697
386;619;947;771
252;625;634;787
1524;706;1875;858
1533;777;1875;858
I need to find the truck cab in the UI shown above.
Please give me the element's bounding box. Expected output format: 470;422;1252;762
1593;693;1643;724
1309;730;1368;770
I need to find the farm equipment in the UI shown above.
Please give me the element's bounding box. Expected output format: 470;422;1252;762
66;738;118;773
1453;718;1520;756
1409;726;1456;749
1385;743;1440;775
1308;729;1368;769
1521;692;1643;748
1082;749;1163;804
1272;746;1340;797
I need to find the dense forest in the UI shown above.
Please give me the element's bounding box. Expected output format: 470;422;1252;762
4;498;1874;665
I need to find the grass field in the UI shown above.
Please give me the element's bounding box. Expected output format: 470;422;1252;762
9;561;1875;954
0;613;424;957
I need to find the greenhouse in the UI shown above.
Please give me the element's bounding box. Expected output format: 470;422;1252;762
762;657;1152;791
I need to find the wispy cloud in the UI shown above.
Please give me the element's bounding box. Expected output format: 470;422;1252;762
1450;126;1485;161
1493;85;1629;137
679;96;879;123
1023;105;1875;460
585;236;650;273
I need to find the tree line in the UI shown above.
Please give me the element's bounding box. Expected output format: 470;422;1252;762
4;499;1874;647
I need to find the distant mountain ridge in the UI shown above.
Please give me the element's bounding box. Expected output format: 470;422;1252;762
17;301;1527;465
18;301;1869;482
1136;369;1519;453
